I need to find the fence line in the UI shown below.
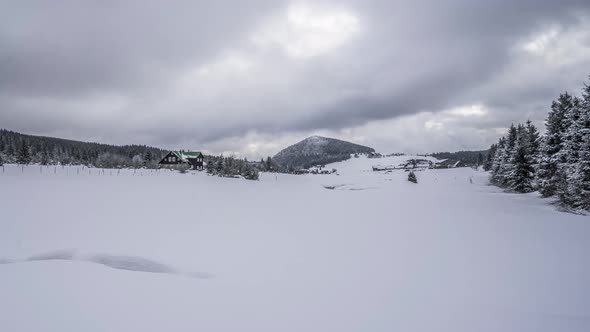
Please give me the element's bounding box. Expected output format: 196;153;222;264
0;165;172;177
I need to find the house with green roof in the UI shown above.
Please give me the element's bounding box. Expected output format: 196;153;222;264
159;150;204;170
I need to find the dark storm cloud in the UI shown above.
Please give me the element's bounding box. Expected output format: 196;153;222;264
1;0;589;154
0;0;285;97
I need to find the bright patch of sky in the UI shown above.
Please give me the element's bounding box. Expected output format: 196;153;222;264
252;3;360;58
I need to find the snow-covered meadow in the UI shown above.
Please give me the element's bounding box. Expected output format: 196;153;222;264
1;155;589;332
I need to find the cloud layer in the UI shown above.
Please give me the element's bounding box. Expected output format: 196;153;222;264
1;0;590;157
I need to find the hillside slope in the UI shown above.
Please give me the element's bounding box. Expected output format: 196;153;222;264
273;135;375;169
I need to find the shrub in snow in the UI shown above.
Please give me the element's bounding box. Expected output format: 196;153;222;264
176;164;190;174
408;171;417;183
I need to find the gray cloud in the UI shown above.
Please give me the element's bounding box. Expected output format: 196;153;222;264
1;0;589;157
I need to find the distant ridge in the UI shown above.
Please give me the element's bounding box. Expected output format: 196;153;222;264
273;136;375;169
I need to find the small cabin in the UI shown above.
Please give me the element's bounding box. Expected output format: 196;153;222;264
159;151;204;170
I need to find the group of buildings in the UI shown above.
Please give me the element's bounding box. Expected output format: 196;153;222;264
372;158;464;172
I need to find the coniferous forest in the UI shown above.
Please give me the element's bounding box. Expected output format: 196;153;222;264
0;129;263;180
0;129;167;168
430;150;488;167
485;78;590;211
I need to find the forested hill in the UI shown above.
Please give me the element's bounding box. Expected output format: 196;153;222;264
0;129;167;168
430;150;489;166
273;135;375;169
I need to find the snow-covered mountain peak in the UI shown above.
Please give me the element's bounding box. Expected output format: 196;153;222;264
273;136;375;169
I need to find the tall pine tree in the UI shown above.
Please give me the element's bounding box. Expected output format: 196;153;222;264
507;124;535;193
494;125;517;187
556;97;583;206
484;143;497;171
537;93;573;197
16;140;32;165
569;82;590;209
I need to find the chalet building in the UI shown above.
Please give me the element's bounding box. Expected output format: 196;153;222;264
159;151;204;170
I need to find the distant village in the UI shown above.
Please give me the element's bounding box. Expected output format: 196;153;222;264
372;158;464;172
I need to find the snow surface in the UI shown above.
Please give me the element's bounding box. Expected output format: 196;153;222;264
1;157;589;332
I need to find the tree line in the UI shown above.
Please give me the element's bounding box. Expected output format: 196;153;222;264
430;150;488;167
484;78;590;211
0;129;167;168
205;155;261;180
0;129;282;181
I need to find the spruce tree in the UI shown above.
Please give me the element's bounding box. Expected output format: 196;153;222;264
144;150;153;166
556;97;583;205
569;81;590;209
40;150;50;165
490;137;506;184
537;93;572;197
525;120;540;172
215;159;224;174
206;157;215;174
16;140;31;165
573;129;590;209
495;125;517;187
508;124;535;193
484;143;497;171
7;142;15;157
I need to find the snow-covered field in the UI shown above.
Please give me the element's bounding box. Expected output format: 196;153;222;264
1;156;589;332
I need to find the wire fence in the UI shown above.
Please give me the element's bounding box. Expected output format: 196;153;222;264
0;164;204;177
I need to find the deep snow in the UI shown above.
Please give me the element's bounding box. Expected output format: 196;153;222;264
1;156;589;332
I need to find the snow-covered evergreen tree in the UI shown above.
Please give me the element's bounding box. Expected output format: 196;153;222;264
493;125;517;187
16;140;32;165
131;154;144;169
537;93;572;197
144;150;153;167
567;82;590;209
555;97;583;206
525;120;541;175
483;143;497;171
6;141;15;158
40;150;50;165
572;130;590;209
206;157;215;173
490;137;506;184
507;124;535;192
476;152;483;168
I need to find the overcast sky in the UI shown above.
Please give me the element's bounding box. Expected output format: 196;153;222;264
1;0;590;158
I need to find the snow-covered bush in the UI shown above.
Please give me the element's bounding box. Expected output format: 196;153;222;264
408;171;417;183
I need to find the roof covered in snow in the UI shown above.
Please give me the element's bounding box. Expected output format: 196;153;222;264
171;151;203;162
